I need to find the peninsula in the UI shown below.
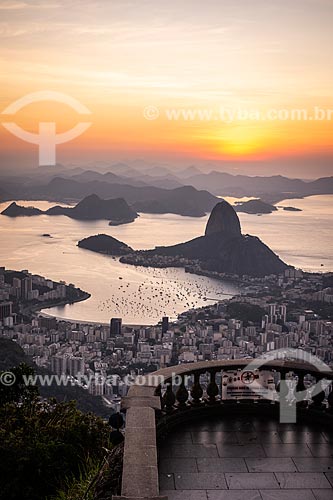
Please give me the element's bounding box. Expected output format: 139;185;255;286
79;200;289;277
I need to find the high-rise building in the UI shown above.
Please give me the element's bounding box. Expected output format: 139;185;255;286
110;318;122;337
68;357;85;377
21;277;32;300
12;278;22;298
39;316;57;330
88;381;104;396
267;303;287;324
0;301;13;321
279;305;287;323
162;316;169;334
50;355;67;375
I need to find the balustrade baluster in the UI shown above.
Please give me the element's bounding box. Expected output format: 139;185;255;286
176;375;189;408
206;370;219;404
327;382;333;413
310;376;326;410
296;372;308;408
191;372;203;405
155;384;164;409
162;383;176;412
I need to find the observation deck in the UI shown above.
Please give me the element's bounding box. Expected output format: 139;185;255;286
113;359;333;500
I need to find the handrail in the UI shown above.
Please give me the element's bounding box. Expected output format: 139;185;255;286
141;358;333;383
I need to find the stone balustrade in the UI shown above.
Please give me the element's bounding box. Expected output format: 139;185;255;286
113;358;333;500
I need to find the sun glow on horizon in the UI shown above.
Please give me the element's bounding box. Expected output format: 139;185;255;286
0;0;332;176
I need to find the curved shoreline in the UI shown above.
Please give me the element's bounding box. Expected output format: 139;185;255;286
22;291;91;319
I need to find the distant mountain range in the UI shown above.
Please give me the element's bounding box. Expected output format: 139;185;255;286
79;200;289;277
0;187;11;201
0;176;218;217
1;164;332;210
62;164;333;200
181;171;333;200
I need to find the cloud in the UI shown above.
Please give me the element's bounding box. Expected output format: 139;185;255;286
0;1;59;9
0;1;28;9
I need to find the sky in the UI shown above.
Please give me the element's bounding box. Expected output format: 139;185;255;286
0;0;332;178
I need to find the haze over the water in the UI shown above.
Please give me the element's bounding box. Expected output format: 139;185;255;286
1;0;333;177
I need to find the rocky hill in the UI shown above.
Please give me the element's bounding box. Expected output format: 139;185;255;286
76;200;290;277
1;195;138;224
1;202;43;217
46;194;138;222
205;199;242;236
132;200;289;276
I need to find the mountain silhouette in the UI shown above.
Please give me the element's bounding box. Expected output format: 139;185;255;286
137;200;288;276
79;200;289;277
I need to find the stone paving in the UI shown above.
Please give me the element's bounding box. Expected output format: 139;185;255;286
158;416;333;500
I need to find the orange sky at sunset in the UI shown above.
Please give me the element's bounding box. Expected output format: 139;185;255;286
0;0;333;177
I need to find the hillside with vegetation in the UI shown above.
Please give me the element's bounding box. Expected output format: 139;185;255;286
0;339;109;417
0;360;115;500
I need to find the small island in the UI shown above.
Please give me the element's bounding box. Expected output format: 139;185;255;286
283;206;302;212
234;199;277;214
78;234;134;256
109;217;136;226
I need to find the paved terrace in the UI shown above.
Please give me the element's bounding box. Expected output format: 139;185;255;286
158;415;333;500
115;360;333;500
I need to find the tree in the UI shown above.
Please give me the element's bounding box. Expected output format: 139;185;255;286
0;363;38;406
0;365;111;500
